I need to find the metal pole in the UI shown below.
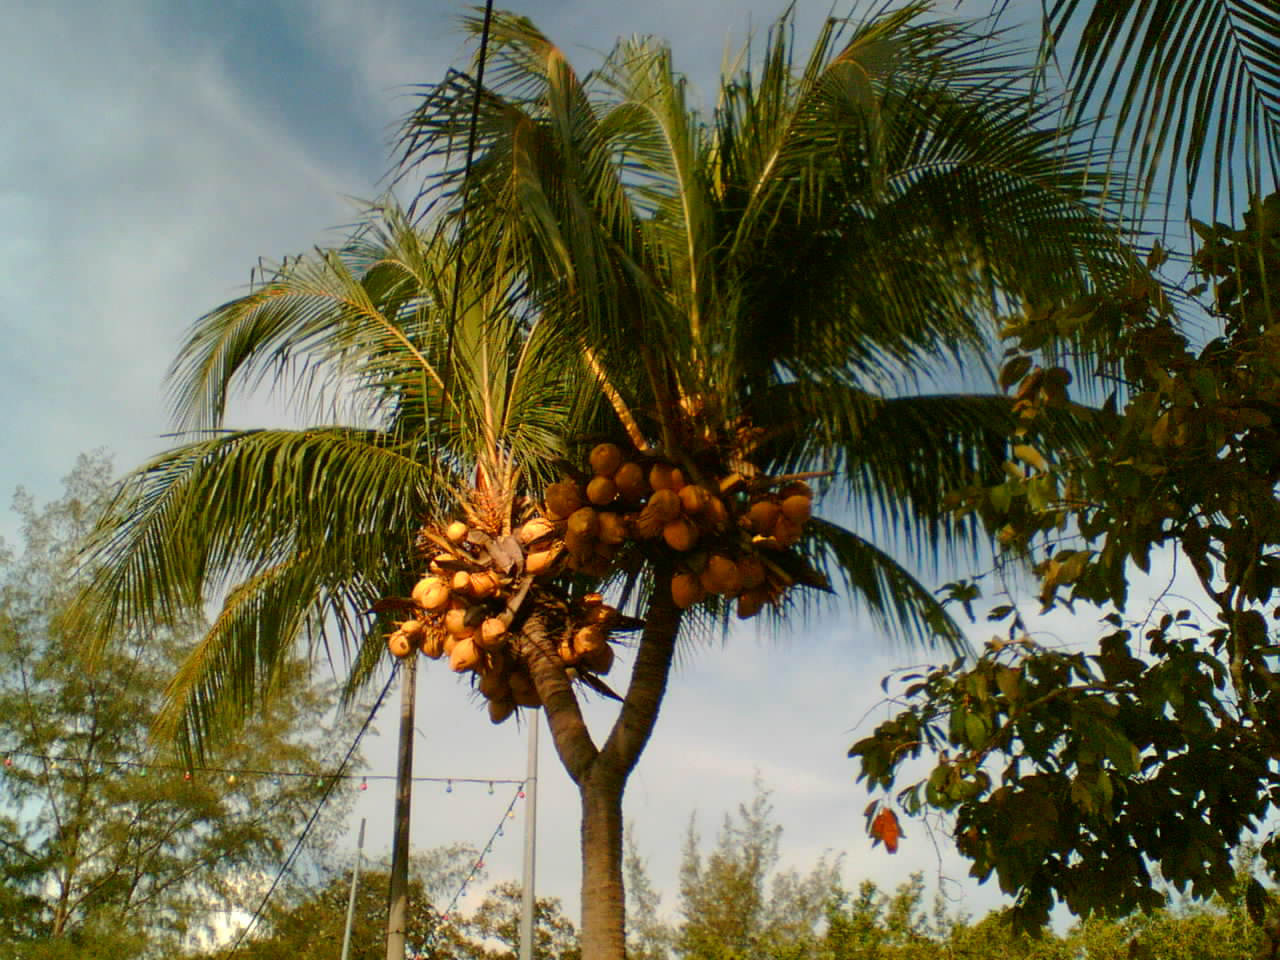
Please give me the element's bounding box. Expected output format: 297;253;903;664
340;818;367;960
385;658;417;960
518;717;538;960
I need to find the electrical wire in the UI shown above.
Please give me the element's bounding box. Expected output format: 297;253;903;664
0;750;523;787
224;666;397;955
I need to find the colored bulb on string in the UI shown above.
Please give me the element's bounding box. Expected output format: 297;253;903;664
184;771;192;781
226;774;238;787
359;777;368;791
477;859;485;869
272;776;282;787
3;756;12;767
518;790;525;799
446;780;453;794
498;827;504;837
488;781;494;795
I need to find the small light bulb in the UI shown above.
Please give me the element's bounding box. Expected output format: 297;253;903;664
446;780;453;794
359;777;368;791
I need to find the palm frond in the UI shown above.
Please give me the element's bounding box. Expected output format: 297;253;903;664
1047;0;1280;217
805;516;970;656
74;428;437;650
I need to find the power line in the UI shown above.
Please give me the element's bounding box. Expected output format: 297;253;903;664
1;750;522;787
224;666;397;955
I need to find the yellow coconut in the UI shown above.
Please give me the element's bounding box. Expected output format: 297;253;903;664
678;484;710;515
508;672;543;708
661;516;699;552
478;617;509;650
613;461;650;501
574;624;608;654
703;554;744;596
582;603;616;626
387;631;413;658
773;514;802;547
671;572;706;609
738;554;767;591
564;530;595;562
445;607;476;639
736;589;770;620
597;511;628;545
637;488;682;537
488;698;517;724
398;619;426;643
452;570;472;594
446;520;469;543
557;639;578;664
702;494;729;532
589;442;624;477
468;570;501;599
517;517;557;545
587;474;618;506
649;462;685;491
567;506;601;541
449;636;481;673
478;668;511;701
412;576;452;613
581;643;615;674
747;500;780;535
443;635;459;656
526;546;562;576
781;493;813;525
545;482;584;520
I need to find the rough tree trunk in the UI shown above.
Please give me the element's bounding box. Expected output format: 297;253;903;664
522;566;683;960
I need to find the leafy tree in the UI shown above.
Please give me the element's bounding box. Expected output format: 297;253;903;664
77;5;1144;958
0;454;358;958
674;786;839;960
456;880;581;960
850;192;1280;933
202;846;477;960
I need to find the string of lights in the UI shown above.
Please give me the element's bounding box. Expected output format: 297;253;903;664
0;749;523;789
433;780;527;935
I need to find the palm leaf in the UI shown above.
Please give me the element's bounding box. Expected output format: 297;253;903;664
804;516;970;656
1046;0;1280;217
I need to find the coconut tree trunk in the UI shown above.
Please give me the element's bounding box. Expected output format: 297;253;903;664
579;767;627;958
523;567;683;960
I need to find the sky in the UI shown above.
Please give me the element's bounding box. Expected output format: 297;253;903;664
1;0;1120;944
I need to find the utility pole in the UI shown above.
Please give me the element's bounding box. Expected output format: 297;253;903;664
518;717;538;960
386;658;417;960
341;818;367;960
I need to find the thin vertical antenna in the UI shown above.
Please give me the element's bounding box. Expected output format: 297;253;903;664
518;718;538;960
340;818;367;960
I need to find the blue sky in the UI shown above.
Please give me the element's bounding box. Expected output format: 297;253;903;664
2;0;1105;940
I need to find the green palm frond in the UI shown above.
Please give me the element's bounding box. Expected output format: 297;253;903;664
76;427;435;654
1046;0;1280;217
159;547;388;755
804;516;969;656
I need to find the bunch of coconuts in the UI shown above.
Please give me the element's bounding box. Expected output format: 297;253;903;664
543;443;817;619
385;443;817;723
385;513;635;724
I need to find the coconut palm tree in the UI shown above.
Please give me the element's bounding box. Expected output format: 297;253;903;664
392;4;1141;955
1041;0;1280;219
77;5;1148;959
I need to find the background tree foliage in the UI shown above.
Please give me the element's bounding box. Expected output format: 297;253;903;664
0;454;358;958
851;194;1280;933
